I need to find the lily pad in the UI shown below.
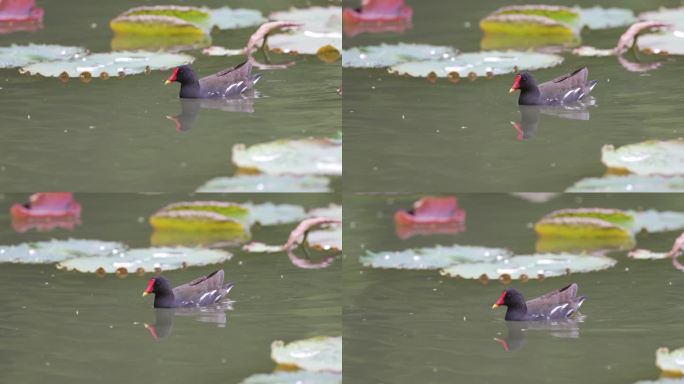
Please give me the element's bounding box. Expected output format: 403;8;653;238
57;247;232;274
240;371;342;384
602;140;684;176
572;46;615;57
307;225;342;251
21;51;194;78
197;174;331;193
541;208;634;227
628;249;669;260
150;208;249;232
440;253;617;280
342;43;457;68
628;210;684;233
267;7;342;55
389;51;563;78
566;175;684;192
271;336;342;373
536;236;635;254
535;217;633;238
360;245;512;270
232;138;342;176
111;14;206;36
242;242;284;253
208;7;266;30
577;7;636;30
656;347;684;376
0;44;87;68
0;239;126;264
308;204;342;221
481;5;579;35
150;230;249;248
155;201;249;220
242;203;307;226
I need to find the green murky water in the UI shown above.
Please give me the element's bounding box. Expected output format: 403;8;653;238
344;193;684;383
0;193;340;383
0;0;340;191
343;0;684;192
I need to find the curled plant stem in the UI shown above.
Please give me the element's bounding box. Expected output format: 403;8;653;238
670;232;684;272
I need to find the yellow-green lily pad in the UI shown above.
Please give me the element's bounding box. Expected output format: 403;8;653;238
150;210;249;233
535;217;633;238
602;140;684;176
271;336;341;373
541;208;634;227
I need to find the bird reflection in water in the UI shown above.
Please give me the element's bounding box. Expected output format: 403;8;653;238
511;103;593;141
166;97;256;132
144;301;234;340
493;317;584;352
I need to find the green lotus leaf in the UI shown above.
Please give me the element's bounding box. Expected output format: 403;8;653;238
566;175;684;192
232;138;342;176
360;245;513;270
0;44;88;69
535;217;633;238
389;51;563;78
110;14;206;36
440;253;617;280
150;210;249;232
20;51;193;78
628;210;684;233
57;247;232;274
240;371;342;384
271;336;342;373
197;175;331;193
602;140;684;176
0;239;126;264
342;43;457;68
242;203;307;226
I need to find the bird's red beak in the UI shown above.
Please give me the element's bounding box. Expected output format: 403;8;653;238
492;290;506;309
165;67;179;85
142;278;155;297
509;74;521;93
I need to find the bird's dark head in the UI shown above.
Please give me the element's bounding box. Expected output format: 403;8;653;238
509;72;536;93
165;65;196;85
491;288;525;309
142;276;173;297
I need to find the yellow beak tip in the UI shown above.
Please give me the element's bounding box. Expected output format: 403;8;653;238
491;304;499;309
508;88;516;94
142;292;149;297
164;80;171;85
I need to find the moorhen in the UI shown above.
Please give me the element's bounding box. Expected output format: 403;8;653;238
165;61;262;99
509;67;597;106
491;283;586;321
142;269;234;308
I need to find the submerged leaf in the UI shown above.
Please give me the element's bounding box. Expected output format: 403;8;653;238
21;51;193;77
0;44;87;68
389;51;563;78
150;230;249;248
360;245;512;270
440;253;616;280
0;239;126;264
566;174;684;192
240;371;342;384
232;138;342;176
57;247;232;274
342;43;457;68
602;140;684;176
271;336;342;373
196;174;331;193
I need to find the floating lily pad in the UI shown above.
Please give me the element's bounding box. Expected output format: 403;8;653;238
271;336;342;373
535;217;633;238
541;208;634;227
308;204;342;221
628;210;684;233
656;347;684;376
0;239;126;264
21;51;194;78
208;7;266;30
197;174;331;193
201;46;244;57
242;242;284;253
440;253;617;280
57;247;232;274
567;175;684;192
150;230;249;248
111;34;211;52
536;236;635;254
111;14;206;36
267;7;341;55
577;7;636;30
389;51;563;78
242;203;307;226
232;138;342;176
480;5;579;35
602;140;684;176
628;249;669;260
342;43;457;68
572;46;615;57
0;44;87;68
156;201;249;219
307;225;342;251
360;245;512;270
241;371;342;384
150;205;249;232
